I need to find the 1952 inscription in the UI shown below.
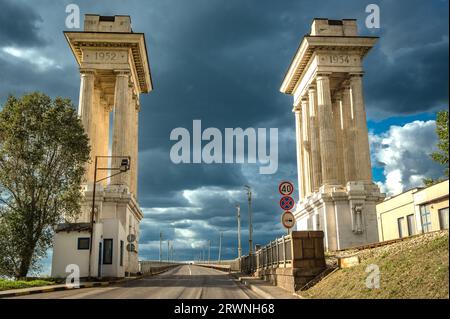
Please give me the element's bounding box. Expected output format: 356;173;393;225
83;50;128;64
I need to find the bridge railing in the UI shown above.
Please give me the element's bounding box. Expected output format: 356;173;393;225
239;233;293;273
239;231;325;274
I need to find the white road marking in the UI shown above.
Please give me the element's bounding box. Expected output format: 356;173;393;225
188;265;192;276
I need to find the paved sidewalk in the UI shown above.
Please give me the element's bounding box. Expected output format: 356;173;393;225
231;272;301;299
0;276;143;298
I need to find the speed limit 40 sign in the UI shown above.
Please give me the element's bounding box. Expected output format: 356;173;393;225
279;181;294;196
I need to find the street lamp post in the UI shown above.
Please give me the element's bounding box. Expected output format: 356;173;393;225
159;232;163;262
167;240;170;262
236;204;242;259
88;155;130;280
244;185;253;272
218;231;223;263
208;240;211;264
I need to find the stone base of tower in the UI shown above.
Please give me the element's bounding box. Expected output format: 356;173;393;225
51;184;143;279
294;181;385;251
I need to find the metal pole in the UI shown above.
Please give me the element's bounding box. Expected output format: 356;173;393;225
208;240;211;264
128;223;131;278
218;232;222;263
236;204;242;259
167;240;170;262
159;232;162;262
244;185;253;272
88;156;98;280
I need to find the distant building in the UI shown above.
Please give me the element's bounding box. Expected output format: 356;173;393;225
376;180;449;241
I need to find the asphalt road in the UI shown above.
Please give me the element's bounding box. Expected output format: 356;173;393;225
10;265;262;299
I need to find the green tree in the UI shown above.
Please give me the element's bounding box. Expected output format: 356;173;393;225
0;92;90;278
423;110;449;187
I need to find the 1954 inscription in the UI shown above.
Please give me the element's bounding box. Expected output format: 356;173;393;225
318;54;360;66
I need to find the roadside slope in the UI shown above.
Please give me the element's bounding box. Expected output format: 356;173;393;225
300;230;449;299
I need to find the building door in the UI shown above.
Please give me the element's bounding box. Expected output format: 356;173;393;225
439;208;449;230
397;217;405;238
406;214;416;236
98;242;102;278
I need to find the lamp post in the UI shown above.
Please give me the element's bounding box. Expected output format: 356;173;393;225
244;185;253;272
159;232;163;262
88;155;130;280
236;204;242;259
218;231;223;263
167;240;170;262
208;240;211;264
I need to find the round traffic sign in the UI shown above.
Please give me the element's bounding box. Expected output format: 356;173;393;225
281;211;296;229
127;234;136;242
278;181;294;196
126;243;136;252
279;195;295;211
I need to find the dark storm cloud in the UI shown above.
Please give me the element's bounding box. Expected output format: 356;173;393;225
0;0;46;47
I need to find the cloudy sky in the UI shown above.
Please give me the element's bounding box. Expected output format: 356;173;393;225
0;0;448;272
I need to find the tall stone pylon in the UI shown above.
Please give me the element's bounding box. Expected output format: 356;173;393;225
280;19;385;250
52;15;153;279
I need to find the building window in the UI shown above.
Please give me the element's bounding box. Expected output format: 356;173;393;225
439;207;449;230
406;214;416;236
103;239;113;265
397;217;405;239
77;238;90;250
420;205;432;233
120;240;124;266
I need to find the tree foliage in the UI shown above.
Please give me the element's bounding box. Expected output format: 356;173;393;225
0;92;90;278
423;110;449;187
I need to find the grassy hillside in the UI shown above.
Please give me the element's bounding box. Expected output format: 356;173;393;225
300;230;449;299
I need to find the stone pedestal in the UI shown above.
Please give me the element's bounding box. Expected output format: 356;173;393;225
294;182;384;250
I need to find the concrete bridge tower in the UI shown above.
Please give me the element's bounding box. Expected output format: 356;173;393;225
280;19;385;250
52;15;153;278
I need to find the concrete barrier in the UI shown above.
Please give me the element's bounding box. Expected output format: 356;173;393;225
195;263;231;272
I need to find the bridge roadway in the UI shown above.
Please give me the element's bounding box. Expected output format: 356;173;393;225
10;265;262;299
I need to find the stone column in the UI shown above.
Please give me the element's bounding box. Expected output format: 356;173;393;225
111;70;132;188
308;86;322;191
332;94;345;185
350;73;372;182
130;92;140;197
97;94;111;185
294;103;305;200
78;69;96;183
301;97;312;196
316;74;339;185
341;84;357;182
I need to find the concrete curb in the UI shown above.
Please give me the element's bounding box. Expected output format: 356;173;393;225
237;277;275;299
0;281;112;298
0;266;178;298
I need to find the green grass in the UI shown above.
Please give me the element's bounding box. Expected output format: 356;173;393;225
0;278;55;291
300;231;449;299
